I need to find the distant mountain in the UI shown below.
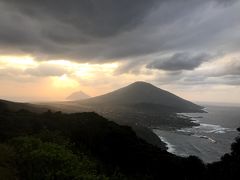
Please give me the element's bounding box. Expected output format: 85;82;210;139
38;82;203;146
66;91;90;101
79;81;203;113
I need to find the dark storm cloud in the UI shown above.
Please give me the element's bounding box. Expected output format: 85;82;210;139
0;0;159;47
146;53;212;71
0;0;239;62
5;0;160;38
0;0;162;60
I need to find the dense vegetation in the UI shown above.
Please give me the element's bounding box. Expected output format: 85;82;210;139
0;107;239;179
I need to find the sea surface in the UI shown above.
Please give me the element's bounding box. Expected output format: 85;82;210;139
153;105;240;163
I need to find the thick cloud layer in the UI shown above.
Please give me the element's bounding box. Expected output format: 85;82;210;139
146;53;212;71
0;0;240;89
0;0;239;61
0;0;160;60
6;0;159;38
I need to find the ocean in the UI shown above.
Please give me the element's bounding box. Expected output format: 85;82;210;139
153;105;240;163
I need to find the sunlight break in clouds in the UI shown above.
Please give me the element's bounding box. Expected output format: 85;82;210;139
0;0;240;104
0;54;240;103
0;55;119;101
0;55;37;69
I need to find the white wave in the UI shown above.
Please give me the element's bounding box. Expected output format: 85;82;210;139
176;117;236;145
158;136;176;154
177;129;192;133
152;130;177;154
176;113;201;123
202;107;208;113
192;134;216;143
178;111;235;135
176;129;194;135
195;123;234;134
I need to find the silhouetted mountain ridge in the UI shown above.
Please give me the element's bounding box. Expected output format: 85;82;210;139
80;81;203;113
0;99;47;113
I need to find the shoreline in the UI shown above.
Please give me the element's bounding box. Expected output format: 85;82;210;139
152;110;206;154
152;129;176;154
153;107;238;160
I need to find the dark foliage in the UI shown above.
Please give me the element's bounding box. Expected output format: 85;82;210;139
0;108;240;179
206;128;240;180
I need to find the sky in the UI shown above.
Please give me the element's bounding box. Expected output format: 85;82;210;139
0;0;240;103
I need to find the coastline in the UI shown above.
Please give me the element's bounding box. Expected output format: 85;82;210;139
152;106;239;162
151;109;206;154
152;130;176;154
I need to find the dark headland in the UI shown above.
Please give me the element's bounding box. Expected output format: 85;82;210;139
0;97;239;179
41;82;204;147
